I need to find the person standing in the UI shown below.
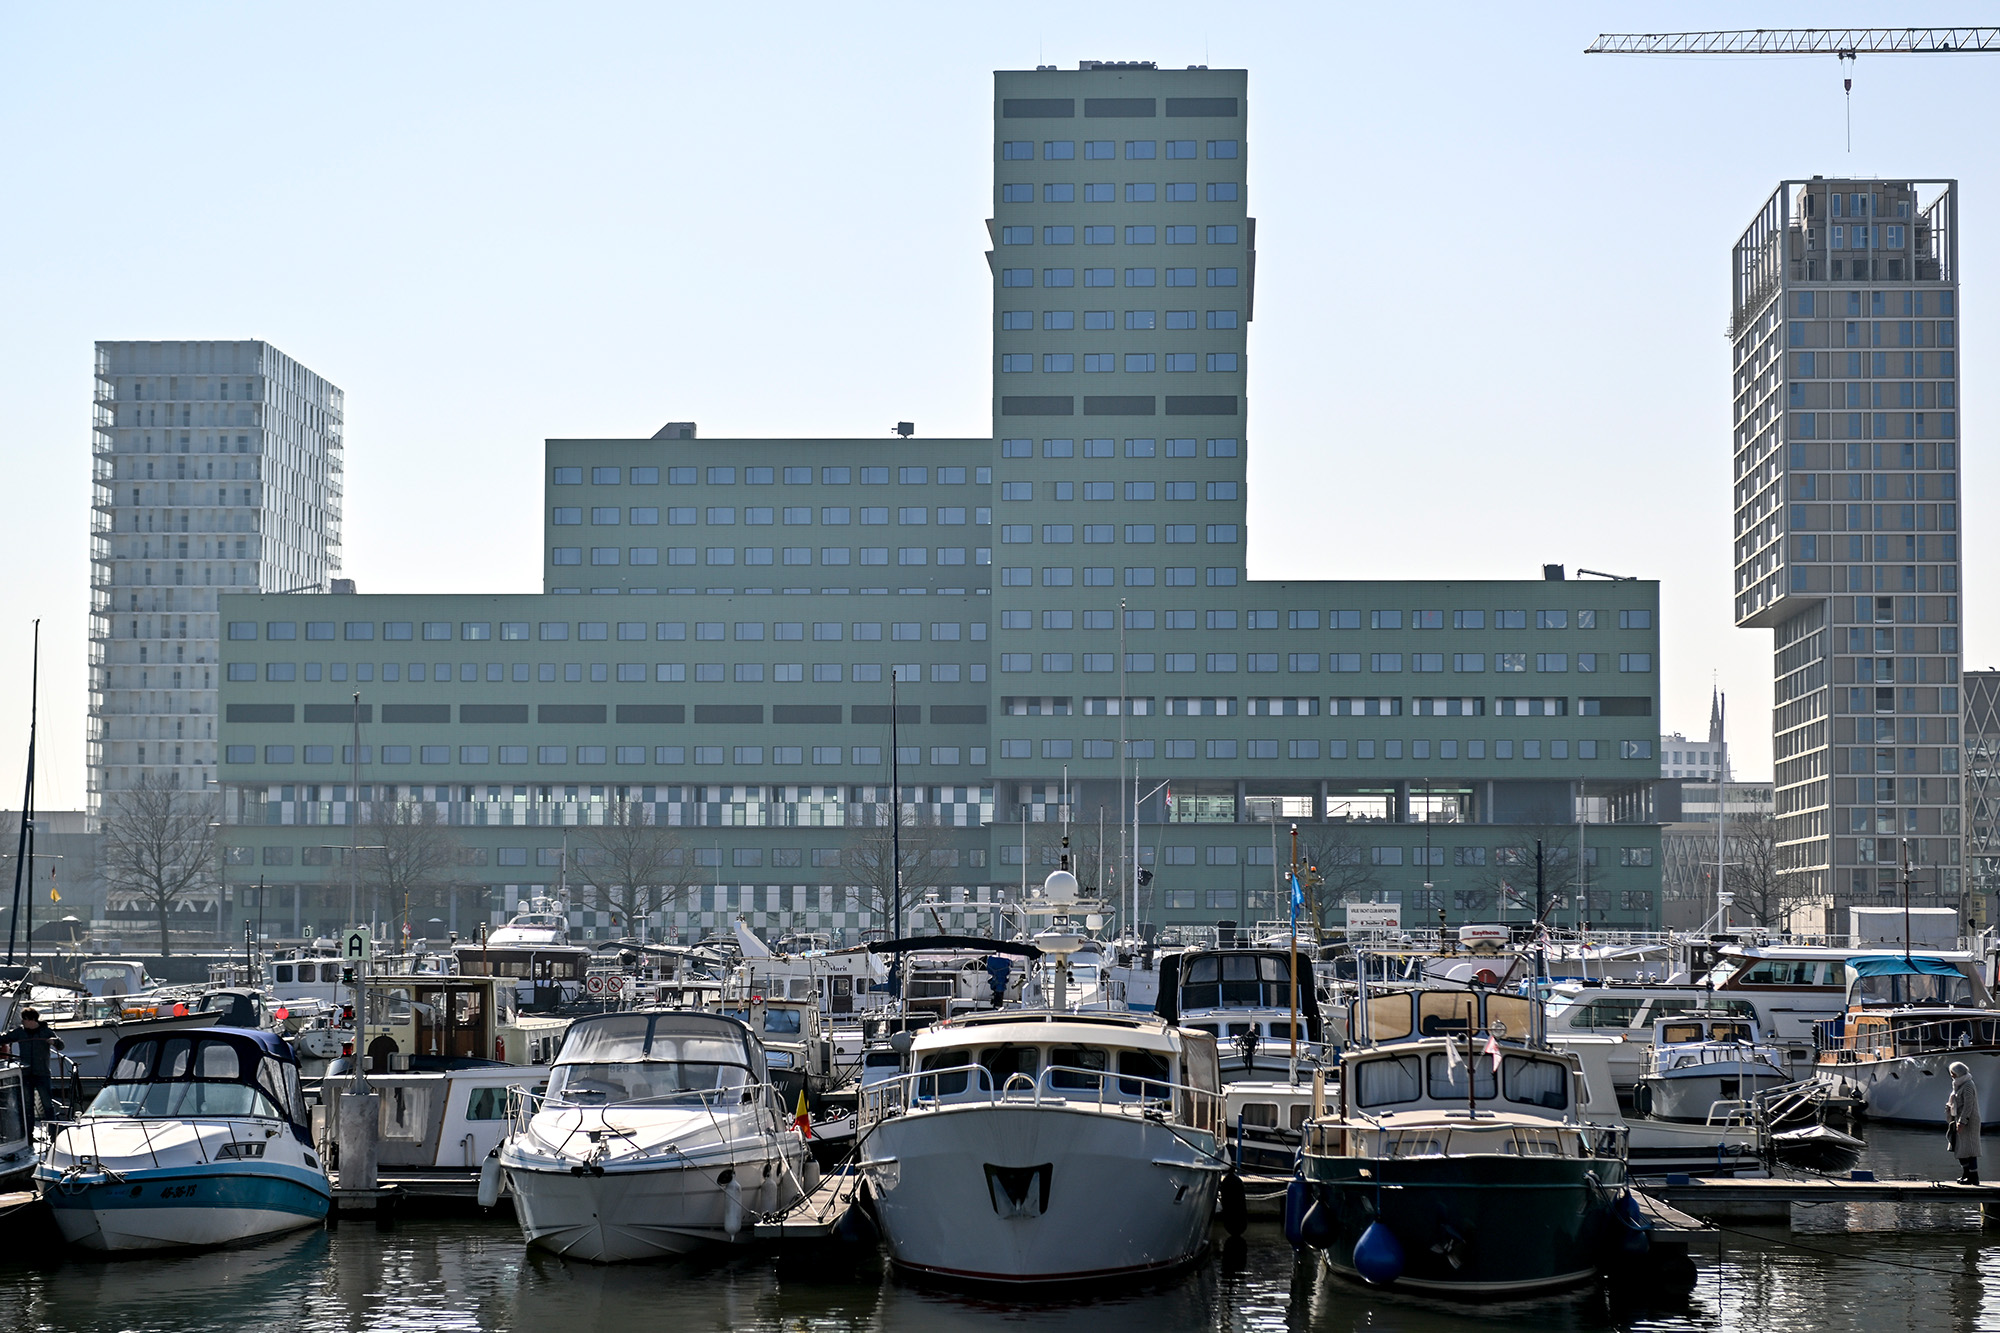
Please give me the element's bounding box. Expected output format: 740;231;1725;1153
1947;1060;1982;1184
0;1007;64;1129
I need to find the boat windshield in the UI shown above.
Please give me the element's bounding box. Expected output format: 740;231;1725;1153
545;1059;749;1105
1851;970;1977;1007
86;1081;283;1119
547;1013;760;1104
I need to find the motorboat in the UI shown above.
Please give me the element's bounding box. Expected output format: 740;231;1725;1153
498;1010;808;1262
1815;953;2000;1126
455;895;594;1011
1225;1078;1320;1173
1157;944;1325;1081
38;1027;329;1251
856;1009;1226;1284
1556;1036;1764;1178
1545;983;1814;1094
38;996;224;1081
1296;987;1632;1297
1633;1014;1790;1123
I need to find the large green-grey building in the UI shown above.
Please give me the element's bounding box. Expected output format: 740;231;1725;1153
210;63;1663;945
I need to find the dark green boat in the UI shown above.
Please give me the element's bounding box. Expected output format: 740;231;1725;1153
1295;988;1633;1297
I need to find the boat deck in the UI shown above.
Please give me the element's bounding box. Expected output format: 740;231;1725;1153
752;1171;862;1241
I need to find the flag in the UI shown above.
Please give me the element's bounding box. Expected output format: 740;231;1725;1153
1483;1032;1502;1075
48;866;58;904
1289;872;1303;931
1444;1035;1464;1080
792;1089;814;1139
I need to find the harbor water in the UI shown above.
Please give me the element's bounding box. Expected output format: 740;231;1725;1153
4;1125;2000;1332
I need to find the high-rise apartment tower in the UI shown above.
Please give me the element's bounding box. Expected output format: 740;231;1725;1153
90;340;343;810
1730;179;1963;929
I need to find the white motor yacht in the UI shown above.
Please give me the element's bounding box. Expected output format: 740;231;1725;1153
499;1010;807;1263
1634;1013;1790;1123
39;1028;329;1251
1816;953;2000;1125
857;1010;1225;1285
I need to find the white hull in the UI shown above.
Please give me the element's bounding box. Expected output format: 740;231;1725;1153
1820;1049;2000;1126
508;1157;793;1262
1638;1067;1789;1123
862;1103;1219;1283
50;1200;322;1252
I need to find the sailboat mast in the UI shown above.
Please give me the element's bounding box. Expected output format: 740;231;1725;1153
8;620;38;967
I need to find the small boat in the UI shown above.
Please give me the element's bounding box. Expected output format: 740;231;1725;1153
455;895;594;1011
499;1010;808;1263
1225;1078;1320;1172
39;1027;330;1251
1815;952;2000;1125
1633;1013;1790;1123
1157;944;1325;1081
1296;986;1633;1297
856;1008;1226;1285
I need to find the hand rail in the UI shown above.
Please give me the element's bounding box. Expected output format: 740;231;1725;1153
857;1061;1226;1135
1814;1012;2000;1061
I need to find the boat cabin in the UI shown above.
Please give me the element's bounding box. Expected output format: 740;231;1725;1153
1817;955;1998;1066
1157;947;1323;1042
542;1011;768;1108
90;1028;313;1143
1655;1014;1761;1047
76;959;157;998
358;973;568;1072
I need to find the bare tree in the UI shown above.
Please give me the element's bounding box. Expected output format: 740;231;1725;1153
1474;828;1586;926
844;810;954;937
101;774;217;956
1721;812;1791;926
572;798;693;935
1296;826;1383;926
361;798;461;941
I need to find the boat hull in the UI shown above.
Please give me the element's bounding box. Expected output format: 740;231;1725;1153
1301;1152;1626;1297
507;1156;794;1263
1819;1048;2000;1126
1636;1066;1789;1122
861;1103;1219;1284
42;1166;329;1252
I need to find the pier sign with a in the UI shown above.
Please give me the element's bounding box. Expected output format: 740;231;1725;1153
342;928;373;963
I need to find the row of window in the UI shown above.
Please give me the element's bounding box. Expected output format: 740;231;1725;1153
999;139;1239;160
999;523;1238;543
553;506;993;526
552;546;994;567
1006;694;1643;717
999;436;1237;456
1003;481;1240;502
997;223;1240;245
225;735;1655;768
231;660;983;685
1793;288;1954;317
552;465;991;487
996;652;1653;674
1785;319;1956;349
1000;267;1238;288
1000;352;1239;373
1002;310;1238;331
1786;350;1954;379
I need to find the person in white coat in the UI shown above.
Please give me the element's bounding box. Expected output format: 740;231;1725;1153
1947;1061;1982;1185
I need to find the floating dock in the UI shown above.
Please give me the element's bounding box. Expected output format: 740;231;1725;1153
1643;1175;2000;1226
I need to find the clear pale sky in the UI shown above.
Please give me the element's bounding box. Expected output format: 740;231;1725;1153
2;3;1995;808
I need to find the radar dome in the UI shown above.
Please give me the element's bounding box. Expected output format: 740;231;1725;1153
1042;869;1080;905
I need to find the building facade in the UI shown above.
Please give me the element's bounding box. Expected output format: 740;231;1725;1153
1965;670;2000;926
90;340;343;812
209;65;1664;945
1730;180;1964;930
1660;733;1726;780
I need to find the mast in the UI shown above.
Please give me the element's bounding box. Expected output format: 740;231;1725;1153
8;620;38;968
890;670;902;995
1288;822;1300;1083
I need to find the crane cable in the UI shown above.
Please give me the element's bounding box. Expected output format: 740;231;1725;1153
1841;51;1856;152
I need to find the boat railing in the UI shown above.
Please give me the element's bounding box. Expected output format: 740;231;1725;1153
506;1079;782;1135
858;1061;1226;1135
1814;1012;2000;1062
58;1111;273;1180
1304;1118;1625;1161
1644;1042;1787;1076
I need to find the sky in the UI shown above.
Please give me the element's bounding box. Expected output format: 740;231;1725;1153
1;2;1996;808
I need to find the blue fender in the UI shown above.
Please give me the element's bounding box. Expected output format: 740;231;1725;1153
1282;1176;1309;1249
1353;1220;1404;1285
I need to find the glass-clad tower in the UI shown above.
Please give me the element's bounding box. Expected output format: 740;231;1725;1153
1730;180;1963;927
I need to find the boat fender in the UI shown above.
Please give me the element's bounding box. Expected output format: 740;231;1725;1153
1633;1084;1652;1118
1219;1170;1248;1237
477;1149;503;1208
495;1036;506;1063
1353;1220;1404;1285
833;1189;880;1245
1282;1176;1310;1248
723;1173;744;1236
1617;1191;1651;1255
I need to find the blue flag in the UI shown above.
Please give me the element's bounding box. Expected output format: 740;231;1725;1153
1289;872;1304;929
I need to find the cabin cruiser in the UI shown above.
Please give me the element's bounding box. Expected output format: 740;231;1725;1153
1226;1078;1320;1172
1157;945;1324;1080
1557;1036;1764;1178
1544;986;1781;1095
857;1009;1225;1284
39;1028;329;1250
1633;1014;1790;1123
1816;953;2000;1126
455;895;593;1011
316;974;572;1171
1296;987;1631;1297
75;958;161;998
498;1010;807;1262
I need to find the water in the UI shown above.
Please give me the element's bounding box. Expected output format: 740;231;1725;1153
5;1127;2000;1333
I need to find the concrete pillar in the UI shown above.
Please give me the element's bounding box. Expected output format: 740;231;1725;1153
1316;780;1329;822
1395;781;1412;824
1482;781;1496;825
1235;779;1248;823
337;1090;381;1191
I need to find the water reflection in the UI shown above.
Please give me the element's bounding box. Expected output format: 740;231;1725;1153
0;1121;1997;1333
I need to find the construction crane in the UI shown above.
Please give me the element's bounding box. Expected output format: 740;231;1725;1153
1586;29;2000;148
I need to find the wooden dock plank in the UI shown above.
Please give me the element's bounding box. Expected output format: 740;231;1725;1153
1631;1191;1715;1236
753;1172;861;1241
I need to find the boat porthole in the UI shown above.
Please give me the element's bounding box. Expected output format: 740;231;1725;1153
718;1169;735;1185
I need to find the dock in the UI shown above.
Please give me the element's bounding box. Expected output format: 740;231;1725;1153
753;1171;862;1242
1643;1174;2000;1226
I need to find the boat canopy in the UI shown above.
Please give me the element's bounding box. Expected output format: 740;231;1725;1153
1849;955;1965;978
554;1011;767;1083
97;1027;311;1140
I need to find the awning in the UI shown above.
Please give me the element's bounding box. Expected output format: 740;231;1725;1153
1848;954;1964;978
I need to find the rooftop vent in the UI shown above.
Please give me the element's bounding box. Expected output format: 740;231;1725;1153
1542;564;1566;581
652;421;696;440
330;578;357;595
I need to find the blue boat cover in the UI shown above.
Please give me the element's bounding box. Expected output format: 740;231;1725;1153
1848;955;1963;977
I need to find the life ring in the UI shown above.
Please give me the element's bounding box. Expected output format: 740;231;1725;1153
495;1036;507;1062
